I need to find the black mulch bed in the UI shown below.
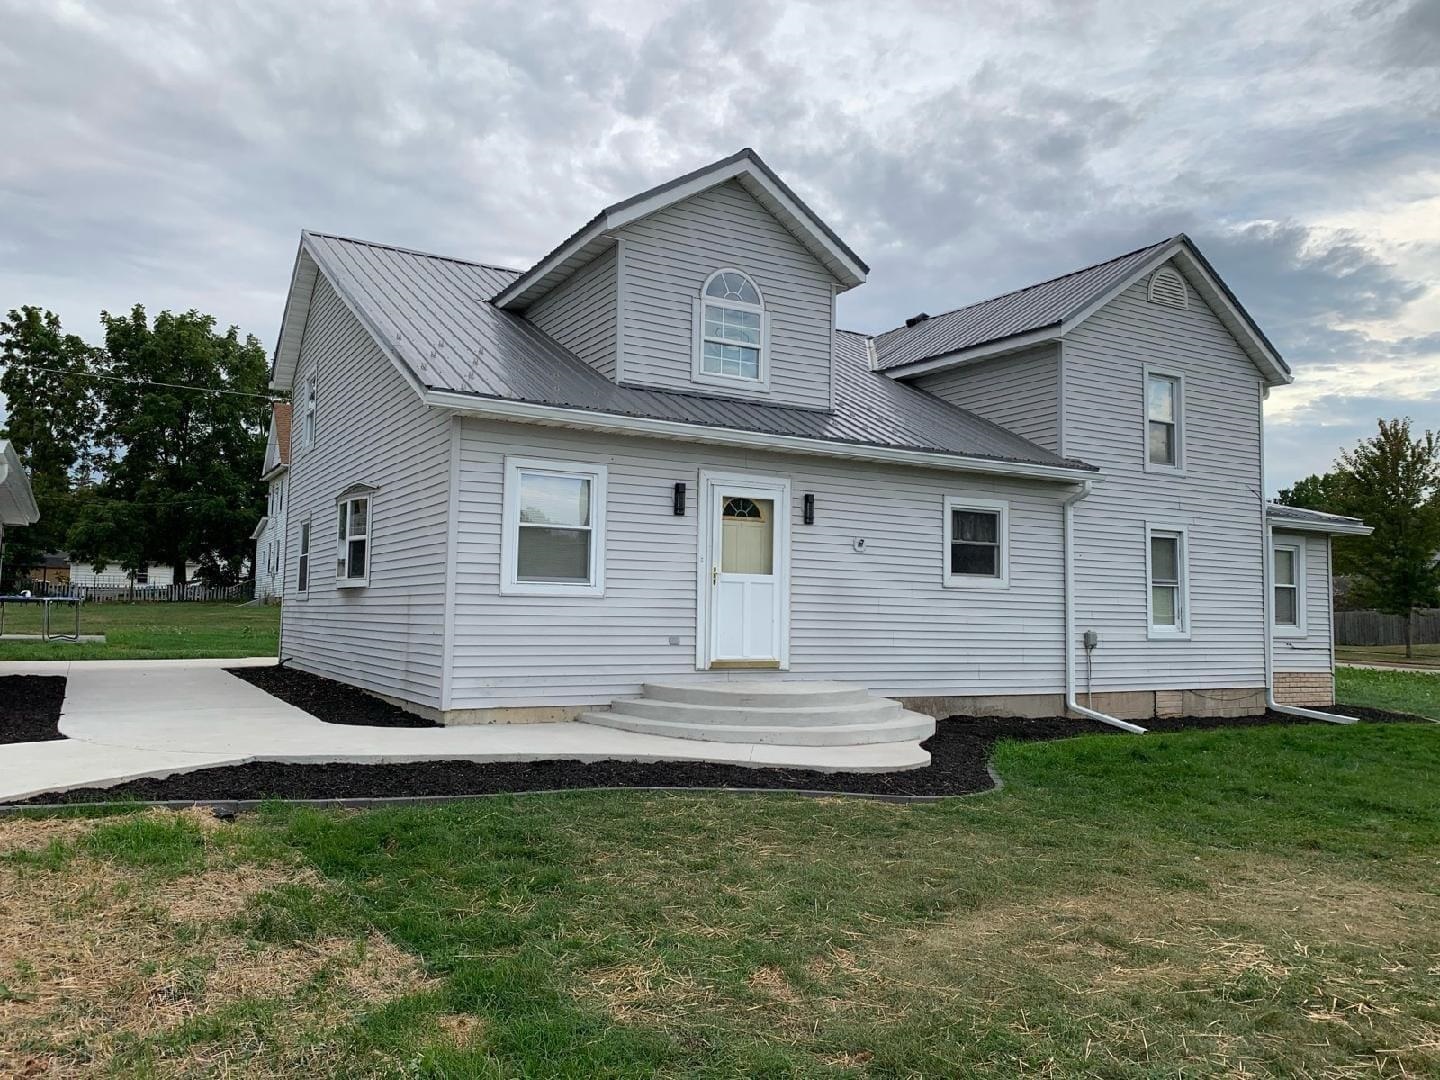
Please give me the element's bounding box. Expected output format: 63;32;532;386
228;664;439;728
9;705;1427;807
0;676;67;744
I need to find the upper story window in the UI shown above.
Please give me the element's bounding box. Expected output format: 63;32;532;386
302;374;317;450
695;269;767;386
1144;367;1184;471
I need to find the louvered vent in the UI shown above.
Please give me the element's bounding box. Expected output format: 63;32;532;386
1148;267;1188;309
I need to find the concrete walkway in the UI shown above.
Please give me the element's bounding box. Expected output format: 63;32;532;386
1337;662;1440;674
0;659;929;803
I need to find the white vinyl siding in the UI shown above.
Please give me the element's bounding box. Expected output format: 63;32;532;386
1272;532;1334;673
615;180;834;410
1063;260;1266;691
526;246;618;378
279;274;452;708
912;345;1062;454
448;418;1068;711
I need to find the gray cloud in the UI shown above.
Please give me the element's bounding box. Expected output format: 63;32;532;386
0;0;1435;494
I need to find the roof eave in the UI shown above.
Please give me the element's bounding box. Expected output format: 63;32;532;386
494;150;867;311
269;234;322;391
425;388;1095;484
1266;509;1373;536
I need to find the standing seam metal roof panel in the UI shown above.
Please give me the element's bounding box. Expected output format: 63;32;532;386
301;232;1091;473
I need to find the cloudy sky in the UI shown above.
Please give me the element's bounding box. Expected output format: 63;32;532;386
2;0;1436;491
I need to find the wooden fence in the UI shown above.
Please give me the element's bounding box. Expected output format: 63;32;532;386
1335;609;1440;647
17;578;254;604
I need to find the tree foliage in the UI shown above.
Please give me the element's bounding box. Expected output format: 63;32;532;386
67;306;270;585
1280;419;1440;642
0;307;100;585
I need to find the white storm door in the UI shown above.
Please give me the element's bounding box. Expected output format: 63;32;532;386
702;476;789;667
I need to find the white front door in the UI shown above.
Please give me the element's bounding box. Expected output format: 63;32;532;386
700;473;790;669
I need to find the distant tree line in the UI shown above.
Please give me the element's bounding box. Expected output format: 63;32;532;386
0;304;272;588
1278;417;1440;657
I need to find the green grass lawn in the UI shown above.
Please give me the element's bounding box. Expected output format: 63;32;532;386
0;602;278;660
1336;643;1440;669
4;721;1438;1077
1337;665;1440;720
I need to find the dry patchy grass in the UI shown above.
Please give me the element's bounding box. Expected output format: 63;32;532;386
0;810;434;1078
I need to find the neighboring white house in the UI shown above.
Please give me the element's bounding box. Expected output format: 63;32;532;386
68;561;202;587
265;148;1369;724
251;402;292;600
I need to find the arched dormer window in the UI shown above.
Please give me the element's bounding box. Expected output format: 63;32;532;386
696;269;767;386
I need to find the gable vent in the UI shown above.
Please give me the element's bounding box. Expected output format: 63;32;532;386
1148;267;1188;309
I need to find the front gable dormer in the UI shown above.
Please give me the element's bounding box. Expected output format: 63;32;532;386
498;150;866;411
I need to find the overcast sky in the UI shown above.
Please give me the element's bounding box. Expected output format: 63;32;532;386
2;0;1436;492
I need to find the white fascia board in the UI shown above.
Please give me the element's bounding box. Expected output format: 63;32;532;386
1267;513;1373;536
1059;242;1292;387
884;327;1061;381
425;389;1095;484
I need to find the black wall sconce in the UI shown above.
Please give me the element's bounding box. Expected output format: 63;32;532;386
673;482;687;516
803;493;815;525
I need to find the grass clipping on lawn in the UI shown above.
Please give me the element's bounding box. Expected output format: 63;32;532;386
0;809;435;1077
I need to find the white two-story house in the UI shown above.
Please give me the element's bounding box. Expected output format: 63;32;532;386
250;402;292;600
266;148;1368;727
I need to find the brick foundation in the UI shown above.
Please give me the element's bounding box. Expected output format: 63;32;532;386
1273;671;1335;707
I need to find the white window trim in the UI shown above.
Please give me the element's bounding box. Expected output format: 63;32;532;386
501;456;608;597
1271;538;1307;638
691;268;771;393
1142;365;1186;475
1145;522;1191;640
302;373;318;451
942;496;1010;589
296;519;311;599
335;492;372;589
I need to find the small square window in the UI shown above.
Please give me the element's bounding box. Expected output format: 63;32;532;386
502;458;607;596
943;498;1009;588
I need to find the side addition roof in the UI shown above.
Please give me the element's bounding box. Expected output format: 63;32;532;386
273;231;1092;481
1266;503;1372;536
875;234;1292;386
261;401;292;479
493;148;868;311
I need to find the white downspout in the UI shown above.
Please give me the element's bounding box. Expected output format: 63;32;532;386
1262;521;1355;725
1257;386;1353;725
1063;480;1147;734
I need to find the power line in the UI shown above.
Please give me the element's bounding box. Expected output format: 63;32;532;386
1;362;281;402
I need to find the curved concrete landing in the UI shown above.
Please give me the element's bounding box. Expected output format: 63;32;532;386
580;679;937;749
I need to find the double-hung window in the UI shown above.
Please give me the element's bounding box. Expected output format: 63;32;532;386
695;269;766;386
296;522;311;594
502;458;607;596
302;374;317;450
336;494;370;587
1144;368;1183;470
942;497;1009;588
1146;525;1189;636
1272;540;1305;635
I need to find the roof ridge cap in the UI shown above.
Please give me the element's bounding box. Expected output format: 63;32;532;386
876;235;1181;341
303;230;522;275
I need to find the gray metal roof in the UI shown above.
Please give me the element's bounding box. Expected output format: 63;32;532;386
874;238;1179;370
303;231;1089;474
1265;503;1372;535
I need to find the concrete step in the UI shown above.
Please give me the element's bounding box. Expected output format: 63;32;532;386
579;708;936;747
608;696;904;728
640;679;873;709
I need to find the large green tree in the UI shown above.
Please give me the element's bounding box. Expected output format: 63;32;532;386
1282;418;1440;656
68;306;270;586
0;307;100;586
